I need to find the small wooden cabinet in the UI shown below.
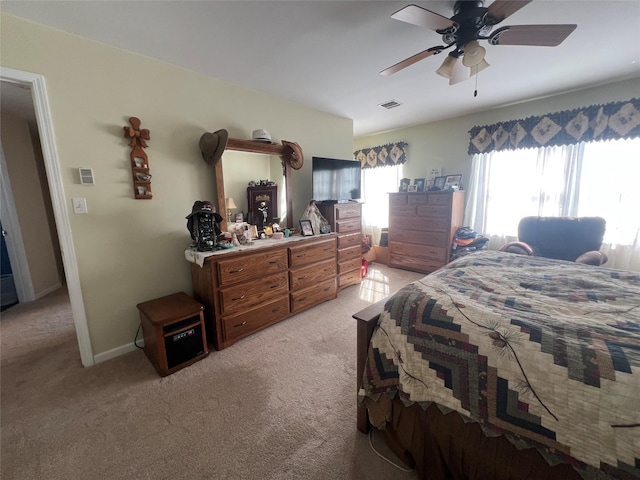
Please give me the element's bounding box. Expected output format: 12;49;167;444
137;292;208;376
247;185;277;230
190;235;338;350
388;191;464;274
317;202;362;289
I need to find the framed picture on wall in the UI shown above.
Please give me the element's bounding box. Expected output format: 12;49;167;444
443;174;462;190
413;178;425;192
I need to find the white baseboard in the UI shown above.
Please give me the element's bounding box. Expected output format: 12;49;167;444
93;339;144;364
34;282;62;300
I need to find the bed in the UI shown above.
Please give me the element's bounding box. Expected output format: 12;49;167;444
355;250;639;480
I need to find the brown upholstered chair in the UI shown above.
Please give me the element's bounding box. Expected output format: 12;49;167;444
499;216;608;266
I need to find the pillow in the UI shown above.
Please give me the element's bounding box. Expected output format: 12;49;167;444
575;251;608;266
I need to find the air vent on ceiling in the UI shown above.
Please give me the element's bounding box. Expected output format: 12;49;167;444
378;99;403;109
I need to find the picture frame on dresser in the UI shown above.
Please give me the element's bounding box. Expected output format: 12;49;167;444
431;176;446;191
413;178;425;192
399;178;410;192
407;185;417;192
443;174;462;190
300;219;314;236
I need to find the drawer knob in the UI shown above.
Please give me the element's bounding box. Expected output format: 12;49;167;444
230;268;244;273
232;294;246;301
234;320;248;328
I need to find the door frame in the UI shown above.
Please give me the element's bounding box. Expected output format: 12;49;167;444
1;67;94;367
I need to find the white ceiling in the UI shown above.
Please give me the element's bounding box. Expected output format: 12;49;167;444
2;1;640;137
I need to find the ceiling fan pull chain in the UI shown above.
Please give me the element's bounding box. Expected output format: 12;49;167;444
474;70;478;97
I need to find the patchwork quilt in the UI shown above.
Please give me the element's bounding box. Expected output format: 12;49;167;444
361;251;639;477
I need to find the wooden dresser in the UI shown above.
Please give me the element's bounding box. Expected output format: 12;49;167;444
388;191;464;274
190;235;337;350
317;202;362;290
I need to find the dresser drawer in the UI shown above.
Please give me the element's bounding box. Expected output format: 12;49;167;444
337;232;361;249
220;271;289;315
217;250;287;286
338;257;361;274
389;229;449;246
390;194;408;205
289;237;336;268
222;295;289;342
290;278;336;314
416;205;450;218
390;204;417;216
290;259;336;291
389;241;448;261
338;244;361;262
389;253;444;274
428;193;453;205
391;215;449;232
335;203;361;219
336;218;361;234
408;193;428;205
339;269;362;288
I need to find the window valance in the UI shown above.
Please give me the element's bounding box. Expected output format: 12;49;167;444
354;142;408;169
468;97;640;154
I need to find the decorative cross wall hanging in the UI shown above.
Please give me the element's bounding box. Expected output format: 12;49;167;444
123;116;153;199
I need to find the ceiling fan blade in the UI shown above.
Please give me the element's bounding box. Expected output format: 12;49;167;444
486;0;533;23
449;57;470;85
391;4;455;31
490;24;577;46
380;47;442;76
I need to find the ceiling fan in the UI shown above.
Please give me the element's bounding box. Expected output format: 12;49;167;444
381;0;577;85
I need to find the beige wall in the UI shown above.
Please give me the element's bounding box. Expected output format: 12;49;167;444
355;77;640;189
1;110;63;297
1;13;354;358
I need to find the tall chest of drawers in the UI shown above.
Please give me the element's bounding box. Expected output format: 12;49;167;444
190;235;337;350
388;191;464;274
317;202;362;289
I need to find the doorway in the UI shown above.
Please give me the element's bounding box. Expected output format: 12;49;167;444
0;68;93;366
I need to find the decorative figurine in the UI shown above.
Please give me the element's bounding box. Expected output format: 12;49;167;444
186;201;223;252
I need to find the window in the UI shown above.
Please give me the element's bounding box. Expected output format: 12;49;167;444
465;138;640;270
361;165;403;244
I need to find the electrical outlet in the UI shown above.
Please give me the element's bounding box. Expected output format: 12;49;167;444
72;197;88;214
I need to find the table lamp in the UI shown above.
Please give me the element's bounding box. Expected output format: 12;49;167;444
226;197;237;223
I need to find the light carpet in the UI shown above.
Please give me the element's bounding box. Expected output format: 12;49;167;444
1;264;422;480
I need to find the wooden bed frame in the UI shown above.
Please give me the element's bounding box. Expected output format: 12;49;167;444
353;299;586;480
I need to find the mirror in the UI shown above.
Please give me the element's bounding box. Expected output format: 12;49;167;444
213;137;295;232
222;151;286;224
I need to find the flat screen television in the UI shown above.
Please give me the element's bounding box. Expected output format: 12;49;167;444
312;157;361;203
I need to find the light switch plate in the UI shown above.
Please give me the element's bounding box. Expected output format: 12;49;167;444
72;197;88;214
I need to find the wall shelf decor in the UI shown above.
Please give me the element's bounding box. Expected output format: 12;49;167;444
123;116;152;199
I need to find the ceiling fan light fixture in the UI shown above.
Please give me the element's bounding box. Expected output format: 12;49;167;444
436;54;457;78
462;40;486;67
470;58;490;76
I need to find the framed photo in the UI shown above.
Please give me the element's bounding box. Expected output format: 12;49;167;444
263;225;273;237
413;178;425;192
399;178;410;192
431;176;446;191
235;213;244;223
300;219;314;236
407;185;417;192
443;174;462;190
